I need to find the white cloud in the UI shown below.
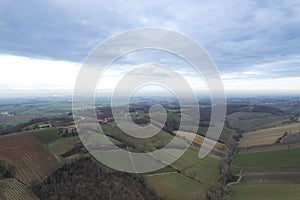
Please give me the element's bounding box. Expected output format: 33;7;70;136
0;54;80;90
0;54;299;96
223;77;300;94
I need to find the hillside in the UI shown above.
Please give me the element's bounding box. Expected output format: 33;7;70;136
0;134;59;185
0;178;39;200
32;157;162;200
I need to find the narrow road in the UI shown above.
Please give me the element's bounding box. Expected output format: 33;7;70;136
145;171;177;177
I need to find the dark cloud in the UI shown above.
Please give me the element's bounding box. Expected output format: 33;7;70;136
0;0;299;79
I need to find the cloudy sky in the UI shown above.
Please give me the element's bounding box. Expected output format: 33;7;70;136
0;0;299;95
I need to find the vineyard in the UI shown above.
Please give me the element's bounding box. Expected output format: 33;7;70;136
0;178;39;200
0;134;59;185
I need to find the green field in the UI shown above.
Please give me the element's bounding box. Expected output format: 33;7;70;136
24;127;62;144
233;148;300;168
47;136;80;155
23;127;82;161
0;98;74;128
173;148;220;185
143;147;221;200
145;172;207;200
230;184;300;200
231;147;300;198
101;122;176;151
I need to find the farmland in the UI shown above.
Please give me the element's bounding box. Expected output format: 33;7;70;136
230;184;300;200
233;147;300;168
0;97;73;128
0;134;59;185
11;117;224;199
101;122;175;152
144;147;222;199
0;178;39;200
22;126;83;163
229;116;300;200
230;148;300;199
145;172;207;200
176;130;226;155
24;127;62;144
48;136;80;156
227;111;287;133
85;122;224;199
239;123;300;148
0;97;299;199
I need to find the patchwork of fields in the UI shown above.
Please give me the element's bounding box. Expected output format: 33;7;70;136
0;123;225;200
1;100;299;199
24;127;81;161
230;120;300;199
145;147;221;200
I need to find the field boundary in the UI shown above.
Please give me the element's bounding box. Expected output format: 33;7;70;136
238;141;300;154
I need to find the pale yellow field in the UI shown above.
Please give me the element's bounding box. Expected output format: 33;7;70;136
239;123;300;147
175;131;225;154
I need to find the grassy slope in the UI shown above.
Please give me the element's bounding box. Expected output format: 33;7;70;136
24;127;61;144
230;184;300;200
233;148;300;168
145;173;207;200
145;147;221;200
48;136;80;155
176;148;220;185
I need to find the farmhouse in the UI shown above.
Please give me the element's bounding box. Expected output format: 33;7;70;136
38;123;52;129
57;127;78;137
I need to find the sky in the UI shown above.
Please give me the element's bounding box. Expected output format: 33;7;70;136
0;0;299;96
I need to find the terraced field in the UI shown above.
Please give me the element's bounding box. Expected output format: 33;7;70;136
231;147;300;199
0;178;39;200
0;134;59;185
239;123;300;148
